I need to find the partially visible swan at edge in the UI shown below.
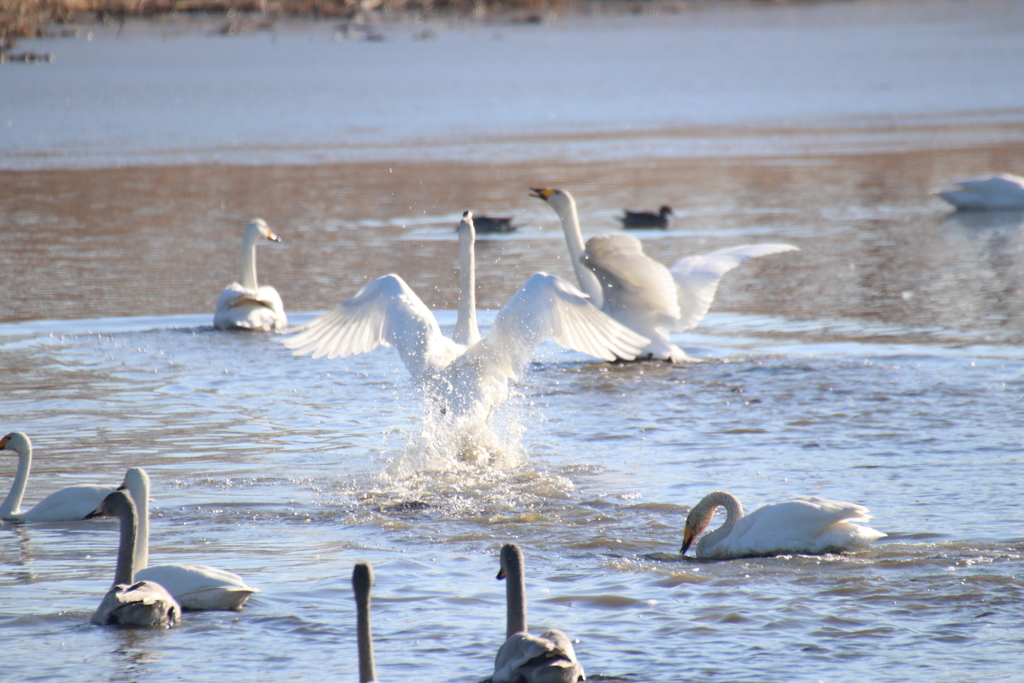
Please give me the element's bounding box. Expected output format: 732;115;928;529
487;543;585;683
936;173;1024;211
283;211;648;420
120;467;258;610
680;490;886;560
214;217;287;331
86;490;181;628
353;562;380;683
532;187;800;362
1;431;114;522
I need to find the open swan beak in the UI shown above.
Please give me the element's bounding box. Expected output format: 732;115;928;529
530;188;556;201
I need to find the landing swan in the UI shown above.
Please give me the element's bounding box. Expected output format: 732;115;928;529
284;212;647;420
936;173;1024;211
620;205;674;229
120;467;258;610
532;188;799;362
353;562;379;683
1;431;114;522
488;544;585;683
214;217;287;331
680;490;886;560
87;490;181;628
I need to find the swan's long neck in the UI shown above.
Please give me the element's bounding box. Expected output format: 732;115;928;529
241;224;260;291
0;437;31;518
114;495;139;587
554;195;605;309
123;469;150;574
353;564;377;683
453;217;481;346
699;491;744;553
504;546;528;637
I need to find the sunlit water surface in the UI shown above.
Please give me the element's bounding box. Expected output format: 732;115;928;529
2;1;1024;681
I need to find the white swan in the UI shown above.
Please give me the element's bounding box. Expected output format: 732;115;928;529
488;543;585;683
284;212;648;420
87;490;181;628
1;431;114;522
936;173;1024;211
214;217;287;331
353;562;379;683
680;490;886;560
532;188;800;362
120;467;258;610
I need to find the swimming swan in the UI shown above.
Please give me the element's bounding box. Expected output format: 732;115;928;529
532;188;799;362
680;490;886;560
214;217;287;331
488;543;585;683
284;212;648;420
353;562;379;683
87;490;181;628
1;431;114;522
936;173;1024;211
120;467;258;610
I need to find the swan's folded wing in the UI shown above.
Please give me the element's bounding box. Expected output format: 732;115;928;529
583;233;680;320
18;484;114;522
471;273;649;380
729;497;880;556
282;274;460;378
669;243;799;331
136;563;258;610
216;283;280;311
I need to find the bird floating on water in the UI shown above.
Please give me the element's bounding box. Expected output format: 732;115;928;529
532;187;799;362
1;431;114;522
620;205;674;229
487;543;585;683
469;215;518;233
935;173;1024;211
214;218;287;331
87;490;181;628
680;490;886;560
284;211;647;421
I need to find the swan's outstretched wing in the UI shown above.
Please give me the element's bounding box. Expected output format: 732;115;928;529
469;272;649;380
669;243;799;332
282;274;463;379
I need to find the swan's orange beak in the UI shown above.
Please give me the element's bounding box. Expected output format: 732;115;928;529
530;188;555;201
0;435;8;449
680;525;695;555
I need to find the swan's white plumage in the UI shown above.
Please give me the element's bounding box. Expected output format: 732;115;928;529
489;544;584;683
533;187;799;362
214;218;287;331
681;491;886;560
1;432;114;522
284;213;647;420
121;467;258;610
936;173;1024;211
88;490;181;628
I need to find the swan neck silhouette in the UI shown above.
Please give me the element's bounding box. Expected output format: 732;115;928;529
0;432;32;518
119;467;151;572
499;543;528;637
534;189;605;309
353;562;378;683
453;211;481;346
684;491;744;554
88;490;141;586
240;220;263;291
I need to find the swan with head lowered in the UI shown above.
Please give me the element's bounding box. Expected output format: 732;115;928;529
214;218;287;331
87;490;181;628
486;543;585;683
283;211;648;421
1;431;115;522
936;173;1024;211
532;188;799;362
680;490;886;560
353;562;379;683
120;467;258;610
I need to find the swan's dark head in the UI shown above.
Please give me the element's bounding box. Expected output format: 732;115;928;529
352;561;375;595
86;489;134;520
496;543;523;580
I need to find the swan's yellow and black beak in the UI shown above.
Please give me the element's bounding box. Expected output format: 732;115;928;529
267;231;282;243
496;565;507;581
530;188;556;201
85;498;108;520
680;524;695;556
0;435;9;450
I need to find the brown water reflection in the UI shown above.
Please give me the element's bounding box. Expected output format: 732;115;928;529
3;137;1023;344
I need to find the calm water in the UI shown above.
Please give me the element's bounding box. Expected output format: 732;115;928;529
2;1;1024;681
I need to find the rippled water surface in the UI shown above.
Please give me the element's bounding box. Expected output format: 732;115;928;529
2;1;1024;681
